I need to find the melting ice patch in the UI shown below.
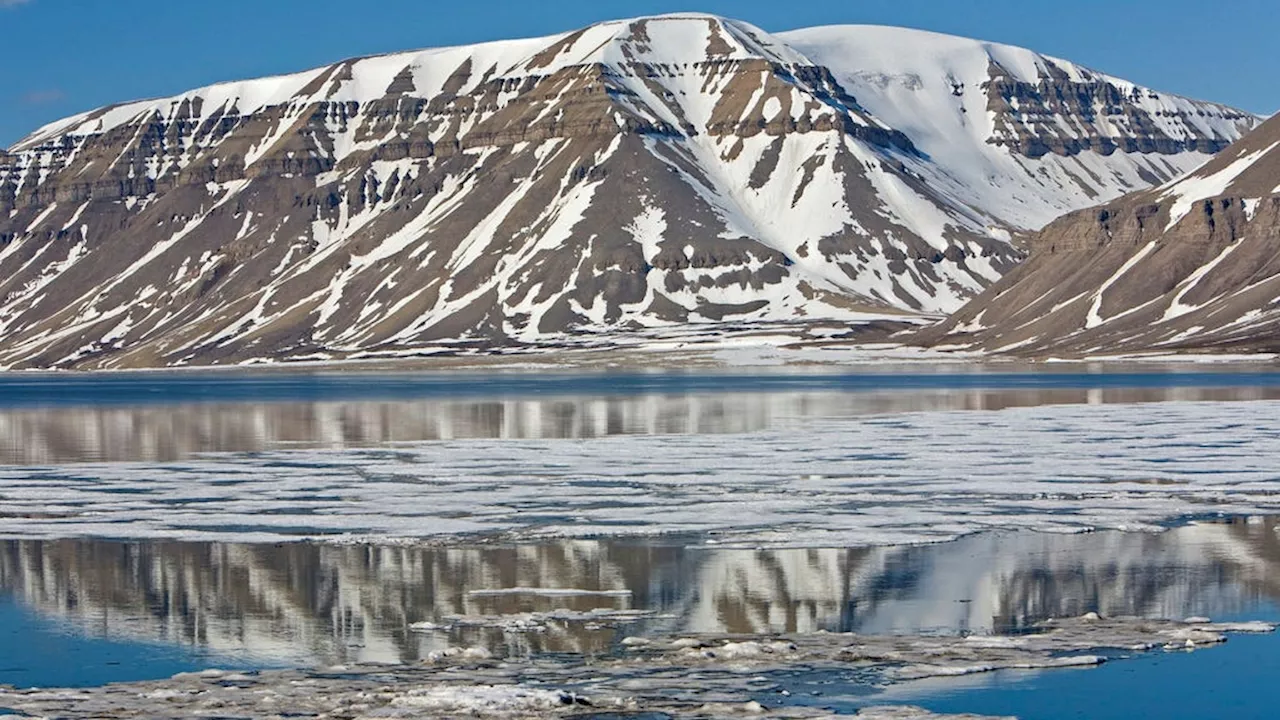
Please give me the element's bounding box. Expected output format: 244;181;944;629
0;400;1278;547
0;617;1268;719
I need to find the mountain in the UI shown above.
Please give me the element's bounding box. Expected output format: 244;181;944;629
918;112;1280;357
778;26;1253;230
0;14;1257;368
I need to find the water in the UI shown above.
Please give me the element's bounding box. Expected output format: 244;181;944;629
3;394;1277;548
880;624;1280;719
2;366;1280;409
0;597;252;689
1;519;1278;687
2;367;1279;717
0;368;1278;464
766;600;1280;719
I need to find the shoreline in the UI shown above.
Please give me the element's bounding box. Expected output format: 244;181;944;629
0;334;1275;375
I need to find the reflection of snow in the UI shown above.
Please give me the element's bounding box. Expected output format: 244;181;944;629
1;518;1278;666
5;385;1274;465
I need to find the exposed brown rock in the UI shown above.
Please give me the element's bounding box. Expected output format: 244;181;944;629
983;59;1249;160
917;113;1280;357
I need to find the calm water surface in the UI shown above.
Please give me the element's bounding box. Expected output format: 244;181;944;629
876;623;1280;719
2;520;1279;689
1;367;1279;464
1;367;1278;717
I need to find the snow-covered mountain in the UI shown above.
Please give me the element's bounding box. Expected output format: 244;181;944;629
0;14;1257;368
780;26;1252;229
919;111;1280;357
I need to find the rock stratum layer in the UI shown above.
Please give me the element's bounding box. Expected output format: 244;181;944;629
920;112;1280;357
0;15;1256;368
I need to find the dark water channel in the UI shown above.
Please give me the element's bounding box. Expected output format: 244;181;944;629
0;367;1278;465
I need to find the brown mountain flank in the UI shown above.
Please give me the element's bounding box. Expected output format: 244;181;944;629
917;113;1280;357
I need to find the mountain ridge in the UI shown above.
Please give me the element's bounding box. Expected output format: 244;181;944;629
0;14;1260;368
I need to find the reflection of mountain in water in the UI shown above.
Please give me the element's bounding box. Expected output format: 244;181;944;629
1;386;1276;464
2;520;1277;665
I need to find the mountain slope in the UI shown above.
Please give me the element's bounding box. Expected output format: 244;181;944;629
918;112;1280;357
0;14;1258;368
780;25;1254;229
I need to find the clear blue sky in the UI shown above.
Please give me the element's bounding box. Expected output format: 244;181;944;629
3;0;1276;147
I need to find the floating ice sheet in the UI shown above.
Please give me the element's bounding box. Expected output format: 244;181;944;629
0;400;1278;548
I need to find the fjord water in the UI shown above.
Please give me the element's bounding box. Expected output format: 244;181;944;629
1;366;1279;718
761;611;1280;719
0;595;250;690
1;521;1279;688
862;622;1280;719
1;366;1279;464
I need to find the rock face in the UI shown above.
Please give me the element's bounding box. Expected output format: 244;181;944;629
919;112;1280;357
0;15;1257;368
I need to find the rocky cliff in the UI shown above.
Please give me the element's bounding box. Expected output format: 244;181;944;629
918;112;1280;357
0;15;1256;368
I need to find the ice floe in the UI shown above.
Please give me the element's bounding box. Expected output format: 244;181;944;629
0;616;1266;719
0;400;1278;548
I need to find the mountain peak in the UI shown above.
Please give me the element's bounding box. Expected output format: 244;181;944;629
508;13;808;73
11;14;807;154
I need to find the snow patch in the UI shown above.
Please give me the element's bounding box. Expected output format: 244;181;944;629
1162;143;1278;230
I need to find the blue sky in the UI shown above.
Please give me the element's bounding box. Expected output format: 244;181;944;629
3;0;1277;147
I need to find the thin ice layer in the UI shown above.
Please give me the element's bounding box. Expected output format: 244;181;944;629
1;399;1277;546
